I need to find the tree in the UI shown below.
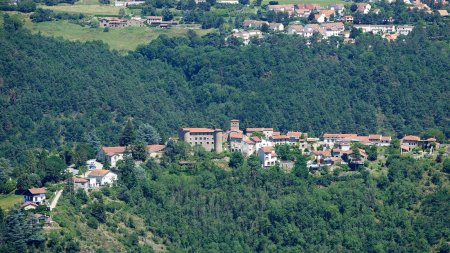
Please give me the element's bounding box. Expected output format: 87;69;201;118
420;129;445;144
119;8;126;18
38;155;67;183
350;27;361;38
367;146;377;161
16;173;41;192
293;156;308;179
91;200;107;223
131;142;147;161
350;3;358;12
229;152;244;169
30;8;53;22
443;158;450;174
3;14;23;32
261;23;269;33
118;158;137;189
119;119;136;146
162;8;174;21
99;0;110;4
17;0;36;12
254;0;262;6
137;124;161;144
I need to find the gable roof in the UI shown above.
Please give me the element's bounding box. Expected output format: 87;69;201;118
251;136;262;142
72;177;89;183
246;128;274;132
28;188;46;195
260;146;274;153
21;202;39;208
402;135;420;141
88;169;111;177
230;132;244;139
147;144;166;152
101;146;127;156
320;9;335;17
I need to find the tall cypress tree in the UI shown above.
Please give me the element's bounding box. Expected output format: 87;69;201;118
119;119;136;146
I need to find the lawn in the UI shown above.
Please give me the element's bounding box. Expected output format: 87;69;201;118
0;194;23;210
262;0;349;5
27;20;214;52
40;4;124;16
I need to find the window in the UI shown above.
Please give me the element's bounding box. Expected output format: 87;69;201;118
207;142;209;144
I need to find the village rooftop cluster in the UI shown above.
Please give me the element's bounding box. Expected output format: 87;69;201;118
230;2;420;44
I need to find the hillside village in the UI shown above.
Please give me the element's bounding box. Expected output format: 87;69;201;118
12;116;444;230
3;0;448;49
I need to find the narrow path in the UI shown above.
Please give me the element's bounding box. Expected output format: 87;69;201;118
49;189;63;211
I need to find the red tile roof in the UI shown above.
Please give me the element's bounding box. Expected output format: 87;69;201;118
182;128;215;133
426;138;437;142
271;135;289;140
260;146;274;153
323;133;358;138
320;9;335;17
230;132;244;139
246;128;274;132
286;131;302;137
230;119;240;122
101;146;127;156
251;136;262;142
147;144;166;152
21;202;39;208
312;150;331;157
244;139;255;144
28;188;46;194
402;135;420;141
72;177;89;183
88;169;111;177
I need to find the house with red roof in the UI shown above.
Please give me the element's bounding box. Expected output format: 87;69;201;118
400;135;421;151
258;146;278;168
147;144;166;158
24;188;46;205
98;146;129;168
87;169;118;187
72;177;91;190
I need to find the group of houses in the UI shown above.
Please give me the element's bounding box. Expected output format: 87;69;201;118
178;120;441;169
230;2;422;43
99;16;177;29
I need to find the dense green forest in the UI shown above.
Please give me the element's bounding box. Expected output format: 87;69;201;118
0;15;449;162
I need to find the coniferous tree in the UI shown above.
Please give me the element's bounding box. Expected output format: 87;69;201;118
119;119;136;146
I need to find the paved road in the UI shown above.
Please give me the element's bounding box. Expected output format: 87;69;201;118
49;189;63;211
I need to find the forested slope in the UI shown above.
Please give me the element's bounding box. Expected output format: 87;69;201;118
0;19;449;161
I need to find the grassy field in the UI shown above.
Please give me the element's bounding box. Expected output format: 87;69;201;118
0;194;23;210
26;20;214;52
40;4;124;16
262;0;348;5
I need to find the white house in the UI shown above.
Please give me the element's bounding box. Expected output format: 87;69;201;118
98;146;128;168
24;188;46;205
88;170;118;187
258;146;278;168
396;25;414;35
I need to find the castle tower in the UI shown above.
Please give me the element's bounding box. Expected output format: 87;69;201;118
214;129;223;153
230;119;240;132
